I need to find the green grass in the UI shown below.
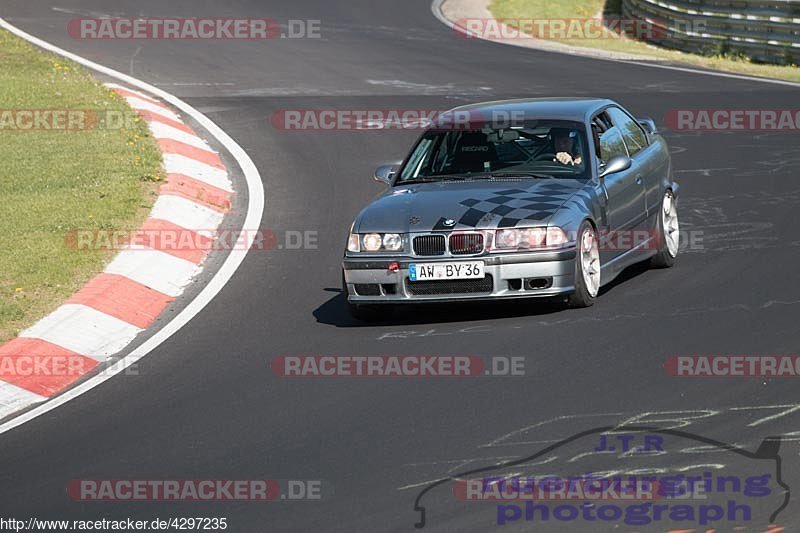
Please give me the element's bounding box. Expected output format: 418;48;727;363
0;29;163;343
489;0;800;83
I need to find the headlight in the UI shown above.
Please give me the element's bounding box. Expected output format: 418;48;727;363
362;233;383;251
546;227;568;247
347;233;360;252
493;227;568;250
382;233;402;251
522;227;547;247
347;232;405;252
495;228;521;248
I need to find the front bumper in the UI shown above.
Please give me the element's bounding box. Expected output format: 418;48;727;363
342;249;576;303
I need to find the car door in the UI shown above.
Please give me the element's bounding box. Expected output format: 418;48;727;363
605;106;659;229
595;118;646;261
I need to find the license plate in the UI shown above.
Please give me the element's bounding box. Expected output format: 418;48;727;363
409;261;484;281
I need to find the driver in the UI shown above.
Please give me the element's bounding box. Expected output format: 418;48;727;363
552;128;583;166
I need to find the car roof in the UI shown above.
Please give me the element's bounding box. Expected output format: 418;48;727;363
442;97;616;123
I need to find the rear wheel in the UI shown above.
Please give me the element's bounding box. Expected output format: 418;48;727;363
650;190;679;268
566;221;600;308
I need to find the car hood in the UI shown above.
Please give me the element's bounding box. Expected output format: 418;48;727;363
355;179;586;233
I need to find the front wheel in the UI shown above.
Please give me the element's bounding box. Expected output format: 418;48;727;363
566;221;600;308
650;189;679;268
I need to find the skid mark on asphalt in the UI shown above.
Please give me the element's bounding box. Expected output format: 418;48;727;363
684;189;800;208
312;22;444;41
397;404;800;491
128;45;141;76
483;413;623;448
674;167;737;176
366;79;494;95
627;81;687;93
397;456;560;491
51;6;118;17
161;82;237;86
679;189;800;253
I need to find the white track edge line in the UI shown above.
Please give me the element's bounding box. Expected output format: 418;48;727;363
0;18;265;435
430;0;800;88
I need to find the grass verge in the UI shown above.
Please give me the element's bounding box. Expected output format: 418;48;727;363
488;0;800;83
0;28;163;343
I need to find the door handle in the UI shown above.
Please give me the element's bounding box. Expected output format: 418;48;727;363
635;174;643;185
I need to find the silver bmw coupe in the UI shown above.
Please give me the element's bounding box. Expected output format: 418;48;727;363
342;98;679;320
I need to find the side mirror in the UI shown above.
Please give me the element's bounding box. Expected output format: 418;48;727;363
374;163;401;185
598;154;632;179
637;117;658;135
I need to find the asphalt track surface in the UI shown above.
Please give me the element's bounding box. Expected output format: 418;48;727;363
2;1;800;531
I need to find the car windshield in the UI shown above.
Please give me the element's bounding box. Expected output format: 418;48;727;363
398;120;590;182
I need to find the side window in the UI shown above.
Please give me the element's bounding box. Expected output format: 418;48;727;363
606;107;648;157
598;126;628;163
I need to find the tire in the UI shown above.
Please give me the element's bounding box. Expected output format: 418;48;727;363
650;189;679;268
566;220;600;308
342;272;390;322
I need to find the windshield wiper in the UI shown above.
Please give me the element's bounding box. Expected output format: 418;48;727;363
398;177;438;184
401;171;552;183
488;171;555;179
400;174;473;183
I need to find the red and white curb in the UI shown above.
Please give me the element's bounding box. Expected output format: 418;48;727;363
0;84;233;419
